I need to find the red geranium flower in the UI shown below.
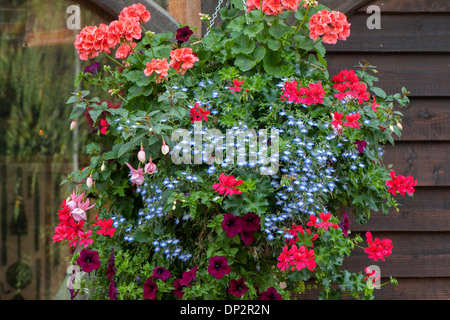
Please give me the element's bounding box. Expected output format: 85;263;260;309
95;218;116;238
212;173;243;196
344;113;362;129
190;103;210;122
364;232;393;261
229;78;244;92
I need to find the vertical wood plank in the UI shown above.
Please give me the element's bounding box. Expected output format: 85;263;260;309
168;0;202;37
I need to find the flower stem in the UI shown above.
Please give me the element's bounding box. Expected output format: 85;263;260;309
102;52;125;68
125;38;144;64
294;6;310;37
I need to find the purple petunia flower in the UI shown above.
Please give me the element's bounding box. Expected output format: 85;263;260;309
153;266;172;282
240;230;255;245
76;248;101;273
106;248;117;280
176;26;193;42
208;256;231;279
221;212;243;238
339;211;350;237
83;62;100;75
172;278;187;299
228;278;249;298
241;212;261;232
143;276;158;300
180;265;198;286
108;280;118;300
259;286;283;300
354;139;367;153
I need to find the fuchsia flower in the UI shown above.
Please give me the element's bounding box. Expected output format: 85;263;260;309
72;198;96;222
212;173;243;196
125;161;155;186
208;256;231;279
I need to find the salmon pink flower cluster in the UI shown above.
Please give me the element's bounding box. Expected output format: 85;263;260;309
308;9;351;44
280;79;326;106
168;48;199;75
75;4;150;60
246;0;302;15
386;170;417;196
144;58;170;83
364;232;393;261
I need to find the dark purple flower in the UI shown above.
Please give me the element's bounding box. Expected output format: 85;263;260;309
76;248;101;273
354;139;367;153
339;211;350;237
143;276;158;300
83;62;100;75
222;212;243;238
241;212;261;232
228;278;249;298
153;266;172;282
172;278;187;299
106;248;117;280
240;230;255;245
108;280;118;300
260;286;282;300
208;256;231;279
180;265;198;286
176;26;193;42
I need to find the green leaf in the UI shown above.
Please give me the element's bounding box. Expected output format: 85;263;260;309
69;102;87;119
86;142;100;155
243;22;264;38
117;141;134;158
132;229;150;243
89;108;103;124
66;96;78;104
234;54;256;72
253;46;266;62
263;50;282;78
231;35;255;55
268;24;293;39
371;87;387;99
220;7;240;20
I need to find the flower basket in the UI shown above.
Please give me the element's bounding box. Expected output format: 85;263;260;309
55;0;416;300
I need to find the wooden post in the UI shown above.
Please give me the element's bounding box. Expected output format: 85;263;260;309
168;0;202;38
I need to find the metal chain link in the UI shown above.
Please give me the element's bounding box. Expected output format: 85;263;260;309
205;0;225;36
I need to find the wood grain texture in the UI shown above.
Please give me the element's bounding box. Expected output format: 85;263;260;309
358;0;450;12
298;277;450;300
325;14;450;52
341;232;450;278
319;0;374;15
396;98;450;141
348;187;450;232
326;53;450;97
382;142;450;186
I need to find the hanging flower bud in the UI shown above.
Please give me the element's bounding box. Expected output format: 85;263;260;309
138;145;146;163
145;157;157;174
397;122;403;130
161;140;170;155
101;161;106;172
86;174;94;188
70;120;77;131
